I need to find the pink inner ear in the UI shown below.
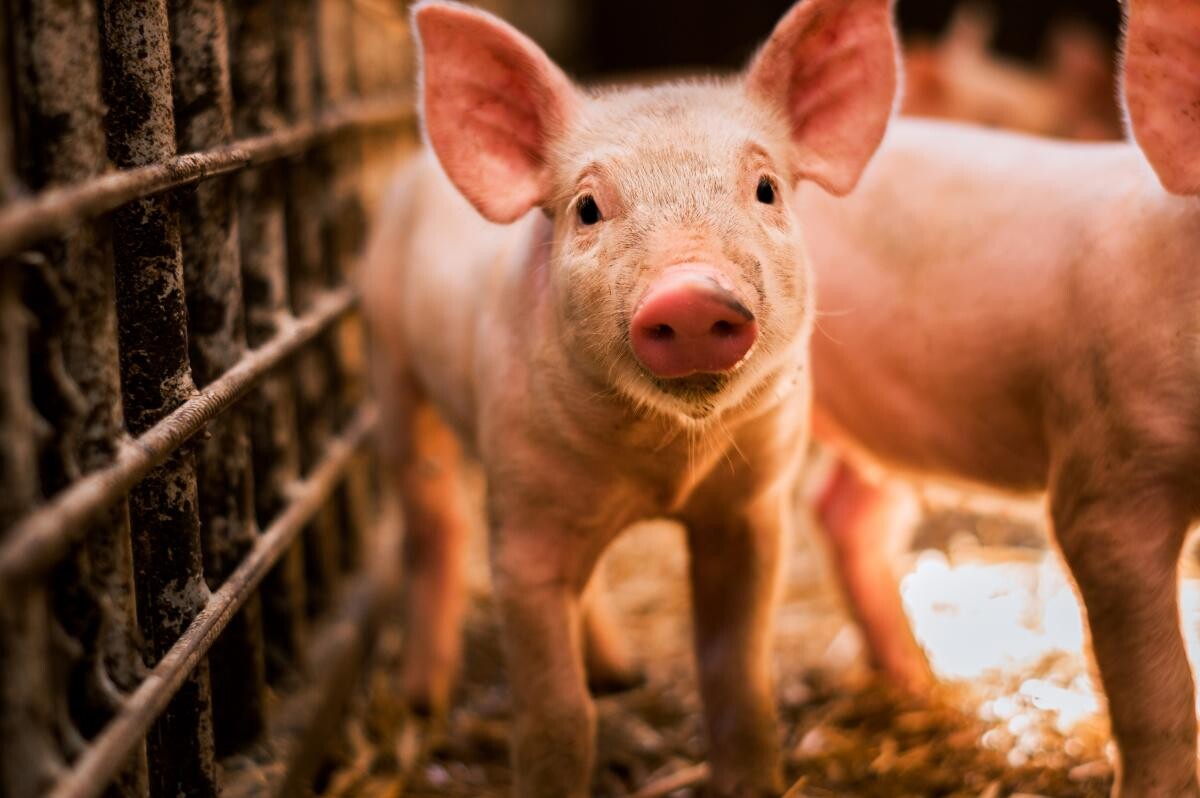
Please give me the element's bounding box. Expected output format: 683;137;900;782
417;5;577;223
747;0;898;196
1123;0;1200;196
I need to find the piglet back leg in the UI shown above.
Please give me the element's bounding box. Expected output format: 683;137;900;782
581;569;645;695
393;379;470;718
815;459;934;694
1051;461;1199;798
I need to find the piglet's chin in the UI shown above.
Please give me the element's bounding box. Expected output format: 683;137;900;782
618;367;742;424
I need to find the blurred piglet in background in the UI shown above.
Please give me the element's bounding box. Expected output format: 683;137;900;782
803;0;1200;795
902;4;1121;139
360;0;898;795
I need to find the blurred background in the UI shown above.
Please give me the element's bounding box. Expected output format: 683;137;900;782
499;0;1125;139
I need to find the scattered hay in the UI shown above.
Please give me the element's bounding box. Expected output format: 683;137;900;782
322;518;1120;797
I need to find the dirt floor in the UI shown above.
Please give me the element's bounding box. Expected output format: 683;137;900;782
315;469;1200;798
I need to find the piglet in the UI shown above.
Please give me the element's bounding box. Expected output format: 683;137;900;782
360;1;898;795
802;0;1200;795
901;5;1120;139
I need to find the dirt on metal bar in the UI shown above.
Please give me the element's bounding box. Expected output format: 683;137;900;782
228;0;311;682
0;260;63;798
3;2;407;796
0;99;413;260
0;7;14;203
0;287;357;587
99;0;217;793
169;0;270;757
6;0;150;794
315;0;374;572
279;0;345;617
45;405;378;798
11;1;150;793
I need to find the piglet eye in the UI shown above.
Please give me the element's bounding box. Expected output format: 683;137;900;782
756;176;776;205
577;194;601;225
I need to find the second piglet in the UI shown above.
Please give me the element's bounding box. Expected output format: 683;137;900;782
361;1;898;795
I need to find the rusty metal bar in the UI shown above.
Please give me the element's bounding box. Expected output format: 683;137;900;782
98;3;218;792
0;98;412;261
228;0;311;680
1;23;60;796
169;0;270;755
279;0;345;616
3;1;406;795
316;0;375;573
0;264;63;798
45;404;379;798
0;7;36;533
7;0;149;794
0;7;16;203
0;287;358;586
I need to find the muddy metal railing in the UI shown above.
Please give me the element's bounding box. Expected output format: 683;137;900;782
0;1;412;796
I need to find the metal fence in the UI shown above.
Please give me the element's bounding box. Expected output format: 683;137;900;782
0;1;413;796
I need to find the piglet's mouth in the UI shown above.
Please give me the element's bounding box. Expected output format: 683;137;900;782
649;371;730;398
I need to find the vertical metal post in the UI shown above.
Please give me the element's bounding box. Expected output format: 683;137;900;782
0;533;60;798
228;0;310;681
314;0;373;572
0;169;62;798
0;6;14;205
98;1;217;795
8;0;148;794
0;11;60;798
168;0;268;755
277;0;343;615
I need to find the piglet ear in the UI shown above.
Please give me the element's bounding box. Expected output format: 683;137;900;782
746;0;899;196
1122;0;1200;196
413;1;579;222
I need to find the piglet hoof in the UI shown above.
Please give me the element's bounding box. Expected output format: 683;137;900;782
584;616;646;696
587;662;648;697
401;689;441;720
878;656;936;698
401;664;453;720
702;781;781;798
702;761;783;798
402;691;438;720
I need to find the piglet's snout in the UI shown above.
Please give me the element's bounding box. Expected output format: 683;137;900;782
630;267;758;378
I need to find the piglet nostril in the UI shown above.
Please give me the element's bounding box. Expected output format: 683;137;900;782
711;320;735;337
629;267;758;379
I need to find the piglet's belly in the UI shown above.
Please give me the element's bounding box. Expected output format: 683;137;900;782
811;358;1050;497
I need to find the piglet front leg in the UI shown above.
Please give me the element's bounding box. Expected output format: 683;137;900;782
684;483;791;796
490;518;600;798
1051;456;1199;798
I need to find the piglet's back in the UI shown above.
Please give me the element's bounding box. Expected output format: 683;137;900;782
361;150;533;437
